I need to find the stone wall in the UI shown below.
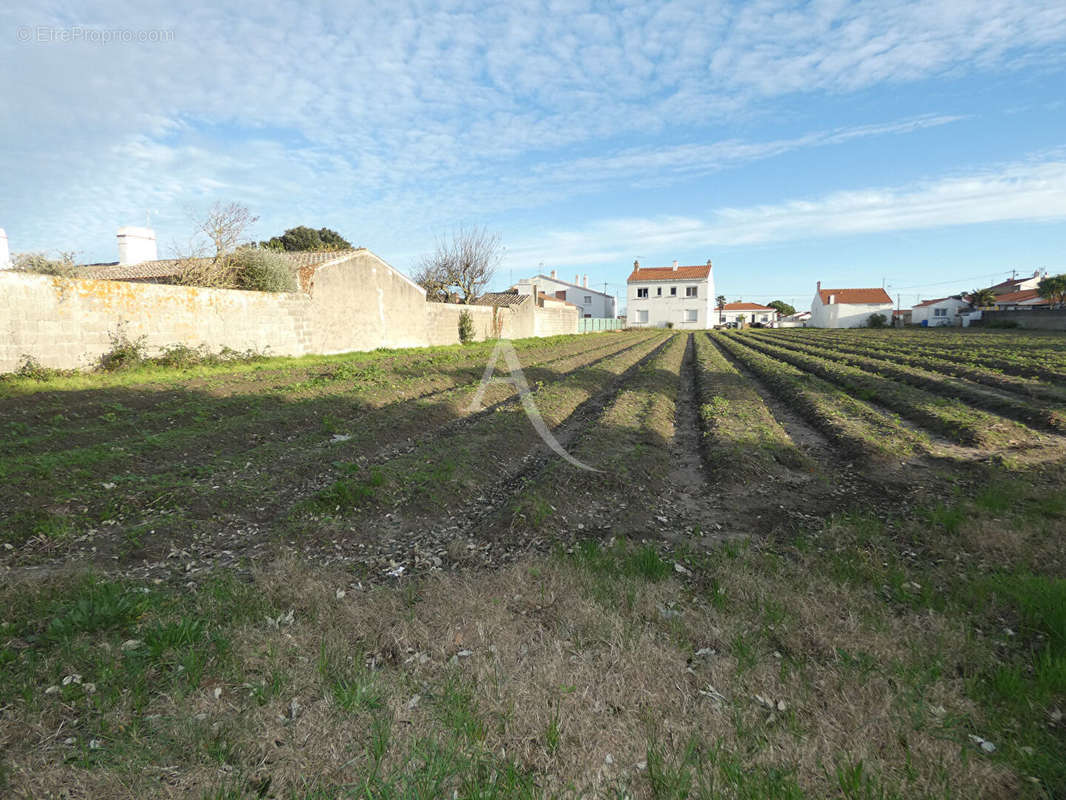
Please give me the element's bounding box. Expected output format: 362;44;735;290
0;249;579;372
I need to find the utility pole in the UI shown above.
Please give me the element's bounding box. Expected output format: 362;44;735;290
896;293;901;327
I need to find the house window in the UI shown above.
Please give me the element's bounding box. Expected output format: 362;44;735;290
635;310;649;323
686;286;698;297
656;287;662;296
933;308;948;317
584;295;592;304
684;309;698;322
670;286;677;296
636;287;648;298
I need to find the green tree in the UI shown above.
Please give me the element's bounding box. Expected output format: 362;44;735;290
716;294;727;325
261;226;352;251
768;300;796;317
1037;274;1066;307
970;288;997;308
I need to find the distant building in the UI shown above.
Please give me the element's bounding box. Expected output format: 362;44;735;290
717;301;777;327
516;271;615;318
993;290;1050;310
626;259;715;328
776;310;811;328
985;270;1046;296
910;296;971;327
809;282;893;328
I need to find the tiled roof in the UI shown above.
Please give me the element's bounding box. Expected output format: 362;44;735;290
995;290;1047;305
77;249;359;284
913;296;968;308
722;302;774;311
475;290;530;308
627;264;712;282
817;288;892;305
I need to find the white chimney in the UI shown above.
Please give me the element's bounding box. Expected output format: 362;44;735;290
550;269;557;279
672;259;678;271
117;226;157;266
574;273;579;285
0;229;9;270
583;274;589;288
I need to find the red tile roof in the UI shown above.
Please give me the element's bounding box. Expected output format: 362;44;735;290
628;264;712;282
995;290;1047;305
817;288;892;305
722;302;774;311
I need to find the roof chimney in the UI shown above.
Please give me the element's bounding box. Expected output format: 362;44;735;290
706;259;712;268
550;269;556;279
672;259;678;271
117;226;157;266
583;274;589;288
634;259;639;269
574;273;579;285
816;280;821;292
0;229;9;270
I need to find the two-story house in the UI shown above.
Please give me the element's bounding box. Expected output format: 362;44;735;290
626;259;715;328
516;271;616;318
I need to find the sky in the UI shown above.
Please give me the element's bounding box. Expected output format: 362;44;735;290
2;0;1065;312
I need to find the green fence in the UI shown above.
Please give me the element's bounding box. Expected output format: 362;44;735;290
578;317;625;333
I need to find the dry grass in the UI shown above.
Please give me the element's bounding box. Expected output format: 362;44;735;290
2;540;1021;798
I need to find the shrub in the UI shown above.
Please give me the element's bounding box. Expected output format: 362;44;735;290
11;252;78;278
458;310;475;344
99;329;146;371
8;355;70;382
231;247;297;293
988;319;1019;329
866;313;888;329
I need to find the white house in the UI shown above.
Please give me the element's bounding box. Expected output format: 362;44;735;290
910;296;971;327
717;302;777;327
809;283;894;328
626;259;715;328
517;271;616;318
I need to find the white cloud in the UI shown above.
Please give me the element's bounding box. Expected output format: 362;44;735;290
505;156;1066;268
1;0;1064;261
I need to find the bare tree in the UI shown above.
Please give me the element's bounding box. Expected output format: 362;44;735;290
415;226;502;303
198;202;259;258
172;202;259;288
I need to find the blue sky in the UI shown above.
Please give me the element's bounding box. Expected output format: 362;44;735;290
2;0;1065;311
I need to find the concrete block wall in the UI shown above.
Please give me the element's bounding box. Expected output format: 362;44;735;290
0;271;311;371
0;250;580;373
534;305;580;337
976;310;1066;330
424;303;499;346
